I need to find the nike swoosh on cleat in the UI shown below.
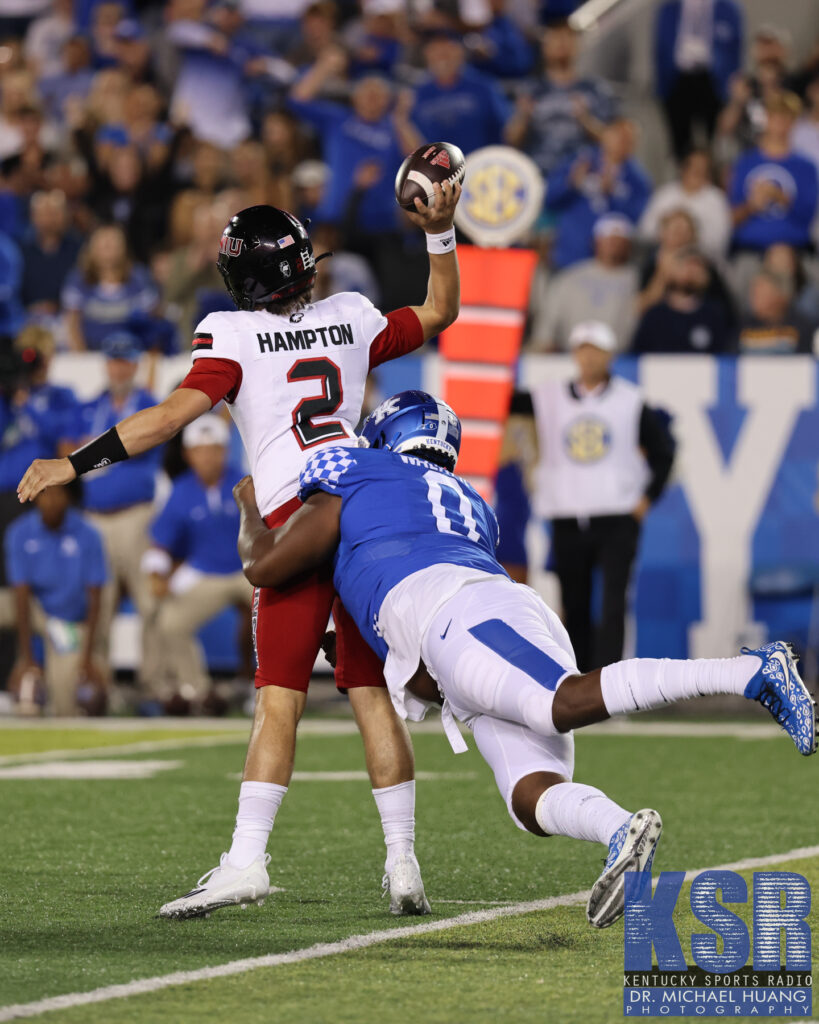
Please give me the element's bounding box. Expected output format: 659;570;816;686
440;619;452;640
770;651;794;699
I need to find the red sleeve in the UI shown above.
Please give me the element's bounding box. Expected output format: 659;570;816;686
368;307;425;370
177;357;243;407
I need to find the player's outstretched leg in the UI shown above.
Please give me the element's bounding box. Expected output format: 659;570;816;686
566;641;817;756
474;719;661;931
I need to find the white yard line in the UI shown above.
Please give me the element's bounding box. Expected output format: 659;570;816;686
2;844;818;1022
0;718;782;767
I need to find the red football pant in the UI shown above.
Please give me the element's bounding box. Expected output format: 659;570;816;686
253;496;385;692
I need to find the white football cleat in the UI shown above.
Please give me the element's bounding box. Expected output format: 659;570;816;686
586;809;662;929
158;853;271;919
382;852;431;916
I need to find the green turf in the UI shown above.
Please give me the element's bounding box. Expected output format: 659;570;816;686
1;726;817;1022
0;726;244;757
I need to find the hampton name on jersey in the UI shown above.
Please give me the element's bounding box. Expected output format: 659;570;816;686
182;294;424;516
298;445;508;719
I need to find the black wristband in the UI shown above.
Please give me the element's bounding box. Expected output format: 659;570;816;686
68;426;129;477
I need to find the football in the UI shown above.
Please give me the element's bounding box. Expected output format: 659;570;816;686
394;141;466;211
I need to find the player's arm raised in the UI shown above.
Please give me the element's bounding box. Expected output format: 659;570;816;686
16;387;212;504
234;476;341;588
405;180;462;341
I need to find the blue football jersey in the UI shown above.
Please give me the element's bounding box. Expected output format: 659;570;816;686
298;446;507;659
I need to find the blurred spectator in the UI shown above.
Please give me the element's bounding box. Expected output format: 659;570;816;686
5;478;107;716
792;73;819;178
169;141;226;248
654;0;743;163
161;197;233;341
24;0;75;78
464;0;534;80
344;2;405;79
716;25;790;158
638;149;732;262
546;118;652;270
0;68;40;160
110;18;155;85
409;30;510;155
61;223;159;351
0;331;76;495
729;92;818;254
311;222;380;304
291;158;330;223
166;0;257;149
632;246;733;353
286;0;343;73
762;243;819;325
261;109;307;211
19;188;82;315
290;69;414;234
638;207;697;313
0;229;24;336
737;268;815;354
89;2;128;69
38;36;95;126
71;331;162;689
505;18;618;178
143;415;252;703
530;213;638;352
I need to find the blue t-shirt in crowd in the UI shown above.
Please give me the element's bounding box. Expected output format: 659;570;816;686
20;231;83;308
73;388;161;511
298;446;505;661
729;149;819;251
287;97;404;233
5;507;108;622
150;468;244;576
60;265;158;350
0;383;78;492
524;77;618;176
546;148;653;269
411;68;510;155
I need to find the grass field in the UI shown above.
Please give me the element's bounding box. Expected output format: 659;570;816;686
1;718;817;1023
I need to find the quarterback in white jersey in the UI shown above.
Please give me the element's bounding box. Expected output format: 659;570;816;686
18;183;463;919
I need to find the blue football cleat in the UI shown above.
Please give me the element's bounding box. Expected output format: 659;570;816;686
742;642;817;756
586;809;662;929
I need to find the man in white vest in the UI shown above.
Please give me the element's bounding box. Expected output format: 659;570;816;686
510;320;675;670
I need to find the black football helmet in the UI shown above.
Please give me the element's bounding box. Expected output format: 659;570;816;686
216;205;330;310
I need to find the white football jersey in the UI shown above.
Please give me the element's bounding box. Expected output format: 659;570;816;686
191;293;404;517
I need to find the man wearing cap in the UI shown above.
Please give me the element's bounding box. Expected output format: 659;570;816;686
530;213;638;351
501;321;675;671
70;333;162;689
143;414;252;701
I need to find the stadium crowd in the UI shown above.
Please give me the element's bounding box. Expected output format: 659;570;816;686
1;0;819;711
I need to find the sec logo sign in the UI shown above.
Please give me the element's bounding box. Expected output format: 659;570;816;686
454;146;544;249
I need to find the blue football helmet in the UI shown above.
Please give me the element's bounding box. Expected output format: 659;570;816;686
359;390;462;472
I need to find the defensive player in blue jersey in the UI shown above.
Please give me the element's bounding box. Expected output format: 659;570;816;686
232;390;817;928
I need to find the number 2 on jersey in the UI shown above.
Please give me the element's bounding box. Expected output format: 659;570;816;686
287;357;348;450
424;469;480;542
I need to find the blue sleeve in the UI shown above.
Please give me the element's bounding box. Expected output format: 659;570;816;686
81;523;108;587
545;155;579;210
298;447;357;501
287;96;343;136
4;518;27;585
610;163;652;222
724;2;743;86
150;488;189;561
